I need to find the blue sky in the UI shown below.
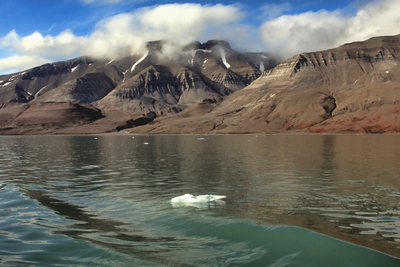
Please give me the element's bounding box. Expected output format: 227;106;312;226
0;0;399;74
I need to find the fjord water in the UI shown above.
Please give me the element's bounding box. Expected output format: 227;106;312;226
0;135;400;266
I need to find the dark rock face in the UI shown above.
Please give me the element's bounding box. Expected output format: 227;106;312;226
36;73;116;103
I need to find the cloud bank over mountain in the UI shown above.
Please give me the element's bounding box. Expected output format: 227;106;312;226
0;0;399;74
260;0;400;61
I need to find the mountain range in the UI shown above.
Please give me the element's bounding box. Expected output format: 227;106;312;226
0;35;399;134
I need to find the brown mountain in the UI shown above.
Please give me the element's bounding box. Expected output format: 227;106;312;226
128;34;400;134
0;40;274;134
1;35;400;135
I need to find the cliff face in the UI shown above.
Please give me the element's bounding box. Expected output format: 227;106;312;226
127;35;400;134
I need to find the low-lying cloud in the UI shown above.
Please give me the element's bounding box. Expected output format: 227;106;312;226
0;0;399;74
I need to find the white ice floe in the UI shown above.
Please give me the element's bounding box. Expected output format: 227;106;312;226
131;51;149;72
171;194;226;209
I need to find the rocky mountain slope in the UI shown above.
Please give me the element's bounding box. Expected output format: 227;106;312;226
0;40;275;134
1;35;400;134
128;34;400;134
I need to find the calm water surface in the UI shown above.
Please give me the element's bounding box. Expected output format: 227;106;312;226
0;134;400;266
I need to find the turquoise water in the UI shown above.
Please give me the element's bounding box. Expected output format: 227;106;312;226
0;135;399;266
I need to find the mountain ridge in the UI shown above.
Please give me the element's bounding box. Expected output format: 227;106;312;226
126;34;400;135
1;35;399;134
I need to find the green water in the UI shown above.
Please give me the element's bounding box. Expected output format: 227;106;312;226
0;135;399;266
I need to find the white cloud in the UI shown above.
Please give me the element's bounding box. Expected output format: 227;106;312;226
1;29;84;60
261;3;293;20
1;1;400;74
0;3;243;74
0;55;50;73
260;0;400;61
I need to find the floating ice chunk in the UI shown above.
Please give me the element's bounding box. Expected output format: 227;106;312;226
171;194;226;203
171;194;226;209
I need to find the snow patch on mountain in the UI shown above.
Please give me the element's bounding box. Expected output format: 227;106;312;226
71;64;80;72
35;86;47;98
122;70;128;83
217;47;230;69
131;51;149;72
259;62;265;72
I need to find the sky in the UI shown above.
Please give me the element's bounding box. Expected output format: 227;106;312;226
0;0;399;74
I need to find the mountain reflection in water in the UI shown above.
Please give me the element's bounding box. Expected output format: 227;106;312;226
0;134;400;266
